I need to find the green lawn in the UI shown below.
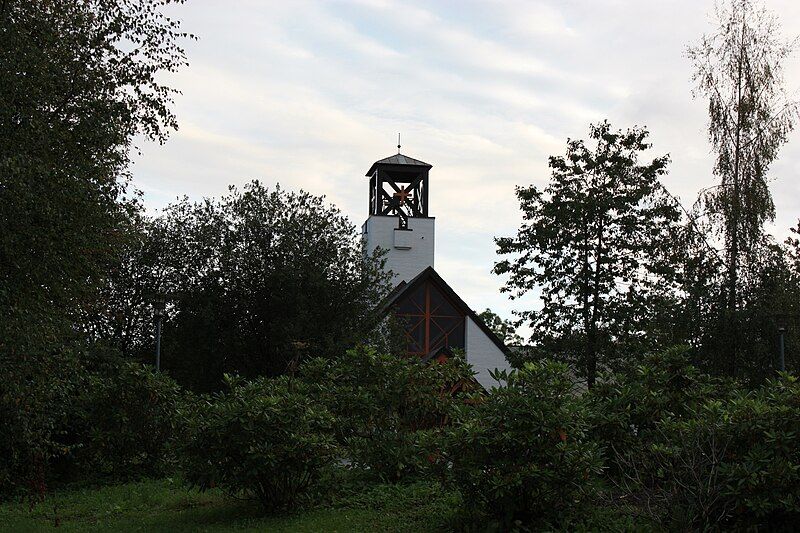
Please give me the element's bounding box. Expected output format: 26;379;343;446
0;478;457;532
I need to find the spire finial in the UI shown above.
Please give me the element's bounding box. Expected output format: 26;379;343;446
397;133;401;154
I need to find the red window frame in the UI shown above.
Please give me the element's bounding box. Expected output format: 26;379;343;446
394;280;466;357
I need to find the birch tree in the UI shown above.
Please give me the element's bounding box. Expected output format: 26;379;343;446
687;0;799;375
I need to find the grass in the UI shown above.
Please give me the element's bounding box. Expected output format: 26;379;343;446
0;478;458;532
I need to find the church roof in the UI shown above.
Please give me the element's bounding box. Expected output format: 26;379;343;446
366;153;432;176
378;266;511;356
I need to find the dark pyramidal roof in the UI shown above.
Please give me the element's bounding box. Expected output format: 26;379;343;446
366;153;432;176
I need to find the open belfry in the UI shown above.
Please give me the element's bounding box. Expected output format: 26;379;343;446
363;151;511;388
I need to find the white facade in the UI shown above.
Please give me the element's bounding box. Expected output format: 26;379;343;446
362;215;435;285
466;316;512;389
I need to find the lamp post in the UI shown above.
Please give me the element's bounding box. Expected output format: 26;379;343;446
152;295;166;372
778;323;787;373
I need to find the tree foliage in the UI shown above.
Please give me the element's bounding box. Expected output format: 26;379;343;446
0;0;190;500
494;122;682;386
140;183;392;390
0;0;190;352
687;0;800;375
79;217;170;359
477;308;523;346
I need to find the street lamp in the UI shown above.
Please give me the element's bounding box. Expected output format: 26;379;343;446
152;294;166;372
777;319;788;373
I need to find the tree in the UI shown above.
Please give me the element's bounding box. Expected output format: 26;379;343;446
149;182;391;391
687;0;799;376
478;308;523;346
494;122;682;387
737;240;800;380
78;216;171;360
0;0;190;354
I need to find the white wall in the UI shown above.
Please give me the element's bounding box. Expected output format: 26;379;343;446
466;316;511;389
363;215;435;285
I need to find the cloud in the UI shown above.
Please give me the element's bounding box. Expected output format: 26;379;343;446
134;0;800;323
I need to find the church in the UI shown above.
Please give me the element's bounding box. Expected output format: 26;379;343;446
362;152;512;389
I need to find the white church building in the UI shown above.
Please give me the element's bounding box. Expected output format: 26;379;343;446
362;152;512;389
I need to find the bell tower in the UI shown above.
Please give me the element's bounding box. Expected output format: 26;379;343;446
362;153;435;285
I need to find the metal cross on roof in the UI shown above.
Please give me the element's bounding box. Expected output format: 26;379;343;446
393;187;411;205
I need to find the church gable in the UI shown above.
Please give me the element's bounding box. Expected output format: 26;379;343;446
394;275;466;357
380;267;512;388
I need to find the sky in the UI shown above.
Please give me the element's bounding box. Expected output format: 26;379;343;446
131;0;800;327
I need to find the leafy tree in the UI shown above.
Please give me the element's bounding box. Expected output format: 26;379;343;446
670;218;728;366
0;0;190;499
150;183;391;390
0;0;190;353
79;217;170;361
687;0;800;375
786;221;800;274
494;122;682;387
477;308;523;346
737;238;800;380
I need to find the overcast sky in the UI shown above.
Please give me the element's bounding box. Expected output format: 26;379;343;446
132;0;800;325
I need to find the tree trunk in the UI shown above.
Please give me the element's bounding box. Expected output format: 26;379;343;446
580;214;593;387
726;13;747;377
586;204;605;389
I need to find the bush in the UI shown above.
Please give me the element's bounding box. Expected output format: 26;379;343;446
446;361;603;530
0;344;183;500
299;346;476;482
642;374;800;530
179;375;337;511
587;346;730;474
68;361;183;481
719;374;800;527
588;347;800;530
0;348;89;500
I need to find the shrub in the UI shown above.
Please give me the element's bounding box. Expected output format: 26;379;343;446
719;374;800;527
642;374;800;530
0;348;89;500
179;375;336;511
588;348;800;530
587;346;730;474
446;361;603;530
1;343;184;500
299;346;475;482
68;361;183;481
